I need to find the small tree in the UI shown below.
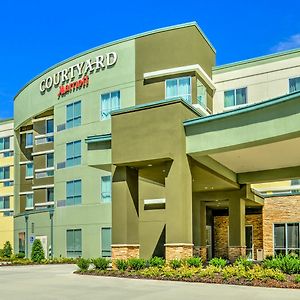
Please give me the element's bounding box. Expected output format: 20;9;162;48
3;241;12;258
31;239;45;263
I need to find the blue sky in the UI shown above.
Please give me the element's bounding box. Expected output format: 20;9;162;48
1;0;300;119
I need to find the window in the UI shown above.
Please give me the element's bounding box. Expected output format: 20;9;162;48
289;77;300;93
26;194;34;209
66;229;82;257
46;119;54;134
224;87;247;108
0;166;10;180
66;180;81;206
19;232;25;254
46;153;54;168
101;91;120;120
3;151;13;158
101;227;112;257
165;77;191;103
66;101;81;129
196;79;207;108
3;181;13;187
66;141;81;167
47;188;54;202
274;223;300;256
25;132;33;148
291;179;300;193
101;176;111;203
26;163;33;178
0;196;10;209
0;137;10;150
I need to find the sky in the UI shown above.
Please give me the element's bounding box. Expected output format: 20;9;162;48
1;0;300;119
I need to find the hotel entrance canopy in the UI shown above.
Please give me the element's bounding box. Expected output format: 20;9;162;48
184;91;300;185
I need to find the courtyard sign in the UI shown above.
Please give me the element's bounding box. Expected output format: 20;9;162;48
39;52;118;98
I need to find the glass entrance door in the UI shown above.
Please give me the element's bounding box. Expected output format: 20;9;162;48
206;225;212;259
246;225;253;259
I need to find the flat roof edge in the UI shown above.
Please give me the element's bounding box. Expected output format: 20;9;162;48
111;97;202;117
14;22;215;100
184;91;300;127
0;118;14;124
213;47;300;73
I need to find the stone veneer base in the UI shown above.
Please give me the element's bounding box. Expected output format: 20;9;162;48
165;244;194;261
111;244;140;261
228;246;246;261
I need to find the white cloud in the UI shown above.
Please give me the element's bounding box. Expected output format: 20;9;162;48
271;34;300;52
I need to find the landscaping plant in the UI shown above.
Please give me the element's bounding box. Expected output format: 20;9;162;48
169;259;182;270
234;257;253;270
208;257;227;268
3;241;12;258
149;256;165;268
115;259;129;271
31;239;45;263
77;258;90;271
185;257;202;268
128;258;146;271
91;258;110;270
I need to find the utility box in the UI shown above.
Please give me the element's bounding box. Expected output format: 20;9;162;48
257;249;264;261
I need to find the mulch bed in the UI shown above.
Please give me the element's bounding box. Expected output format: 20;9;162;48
75;270;300;289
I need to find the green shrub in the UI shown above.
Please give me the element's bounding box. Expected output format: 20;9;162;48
0;249;4;258
14;253;25;259
169;259;182;270
128;258;146;271
31;239;45;263
3;241;12;258
115;259;129;271
77;258;90;271
209;257;227;268
185;257;202;268
295;274;300;283
234;257;253;269
263;255;300;274
149;256;165;268
92;258;110;270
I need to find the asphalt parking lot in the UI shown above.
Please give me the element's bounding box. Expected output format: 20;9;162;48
1;264;300;300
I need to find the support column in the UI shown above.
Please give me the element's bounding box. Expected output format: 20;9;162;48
165;157;193;260
111;166;139;260
228;197;246;261
192;200;207;261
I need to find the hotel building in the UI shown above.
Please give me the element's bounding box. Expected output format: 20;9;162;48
0;119;14;249
12;22;300;261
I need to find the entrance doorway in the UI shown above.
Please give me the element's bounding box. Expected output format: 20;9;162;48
206;225;212;259
245;225;253;259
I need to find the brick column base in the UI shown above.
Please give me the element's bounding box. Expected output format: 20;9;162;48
194;246;207;262
111;244;140;260
165;244;193;261
228;246;246;261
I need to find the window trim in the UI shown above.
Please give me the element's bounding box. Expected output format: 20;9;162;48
66;229;82;258
25;132;34;149
224;86;248;109
66;179;82;206
273;222;300;255
66;140;81;168
288;76;300;94
101;227;112;258
66;100;81;129
101;175;112;203
100;90;121;120
165;76;192;104
0;166;10;181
